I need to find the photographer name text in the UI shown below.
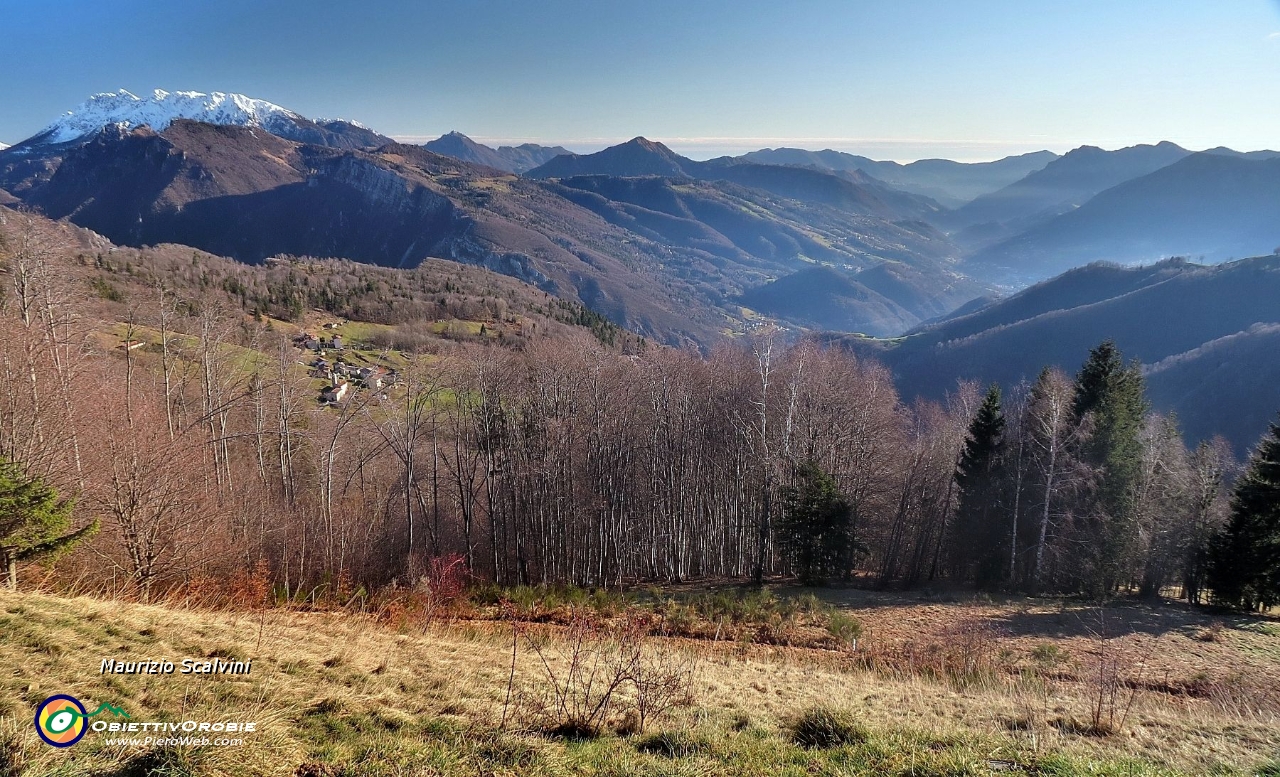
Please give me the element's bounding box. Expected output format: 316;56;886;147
99;658;252;675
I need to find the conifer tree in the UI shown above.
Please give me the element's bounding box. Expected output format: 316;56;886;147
952;384;1008;588
1073;341;1147;595
0;458;96;589
1207;419;1280;611
778;460;857;585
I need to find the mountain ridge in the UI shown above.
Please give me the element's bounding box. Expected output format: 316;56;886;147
9;88;392;151
422;131;570;174
526;137;947;222
844;255;1280;452
941;141;1193;246
738;147;1058;207
963;153;1280;283
7;120;983;345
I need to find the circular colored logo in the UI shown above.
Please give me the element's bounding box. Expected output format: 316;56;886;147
35;695;88;747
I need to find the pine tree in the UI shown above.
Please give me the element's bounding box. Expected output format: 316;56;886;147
0;459;97;589
1073;341;1148;595
778;460;857;585
952;384;1008;588
1207;419;1280;611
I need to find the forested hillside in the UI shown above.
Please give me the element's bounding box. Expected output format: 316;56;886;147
853;256;1280;454
0;211;1255;604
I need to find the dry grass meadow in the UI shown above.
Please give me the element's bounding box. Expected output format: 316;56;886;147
2;586;1279;776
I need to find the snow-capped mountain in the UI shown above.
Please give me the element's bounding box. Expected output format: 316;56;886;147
30;89;305;144
11;89;390;150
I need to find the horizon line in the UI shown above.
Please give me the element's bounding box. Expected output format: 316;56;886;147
389;134;1276;164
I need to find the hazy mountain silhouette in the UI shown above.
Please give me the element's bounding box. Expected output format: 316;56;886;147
423;131;570;174
942;142;1192;240
739;262;981;337
964;153;1280;283
739;148;1058;207
1146;323;1280;452
527;137;691;178
528;137;946;222
740;266;913;336
843;255;1280;451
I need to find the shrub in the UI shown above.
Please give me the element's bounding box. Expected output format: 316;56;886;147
1030;642;1066;666
1195;622;1226;643
520;610;632;738
826;611;863;650
788;706;868;748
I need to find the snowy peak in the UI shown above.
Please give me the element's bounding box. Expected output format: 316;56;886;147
11;89;391;151
32;89;304;145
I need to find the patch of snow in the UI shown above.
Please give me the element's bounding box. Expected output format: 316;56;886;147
318;117;371;130
0;142;8;151
33;88;306;145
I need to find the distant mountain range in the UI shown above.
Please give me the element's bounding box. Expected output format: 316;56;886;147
1;93;984;344
963;153;1280;283
940;141;1193;242
737;148;1058;207
839;256;1280;452
525;137;946;222
6;88;1280;450
422;131;570;174
6;86;1280;400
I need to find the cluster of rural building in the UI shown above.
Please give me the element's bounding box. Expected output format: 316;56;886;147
292;327;399;405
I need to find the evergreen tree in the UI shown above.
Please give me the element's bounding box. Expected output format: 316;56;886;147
0;459;96;589
1073;341;1148;595
952;384;1008;588
1207;419;1280;611
778;460;857;585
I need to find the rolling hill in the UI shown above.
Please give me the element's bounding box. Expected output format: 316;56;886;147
846;256;1280;452
962;153;1280;283
739;148;1058;207
3;109;981;345
940;142;1192;243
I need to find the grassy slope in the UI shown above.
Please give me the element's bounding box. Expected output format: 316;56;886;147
3;589;1279;776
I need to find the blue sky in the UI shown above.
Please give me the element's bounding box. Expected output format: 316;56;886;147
2;0;1278;160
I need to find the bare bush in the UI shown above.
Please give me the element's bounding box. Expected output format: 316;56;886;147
1082;611;1153;736
872;617;1007;688
516;610;697;737
519;610;633;736
623;618;699;733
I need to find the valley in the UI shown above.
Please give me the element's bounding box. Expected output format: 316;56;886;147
3;73;1280;777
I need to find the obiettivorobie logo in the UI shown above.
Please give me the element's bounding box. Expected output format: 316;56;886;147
34;694;257;748
34;695;130;747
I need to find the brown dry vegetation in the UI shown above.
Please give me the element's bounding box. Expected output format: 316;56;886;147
2;208;1279;776
3;587;1279;776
